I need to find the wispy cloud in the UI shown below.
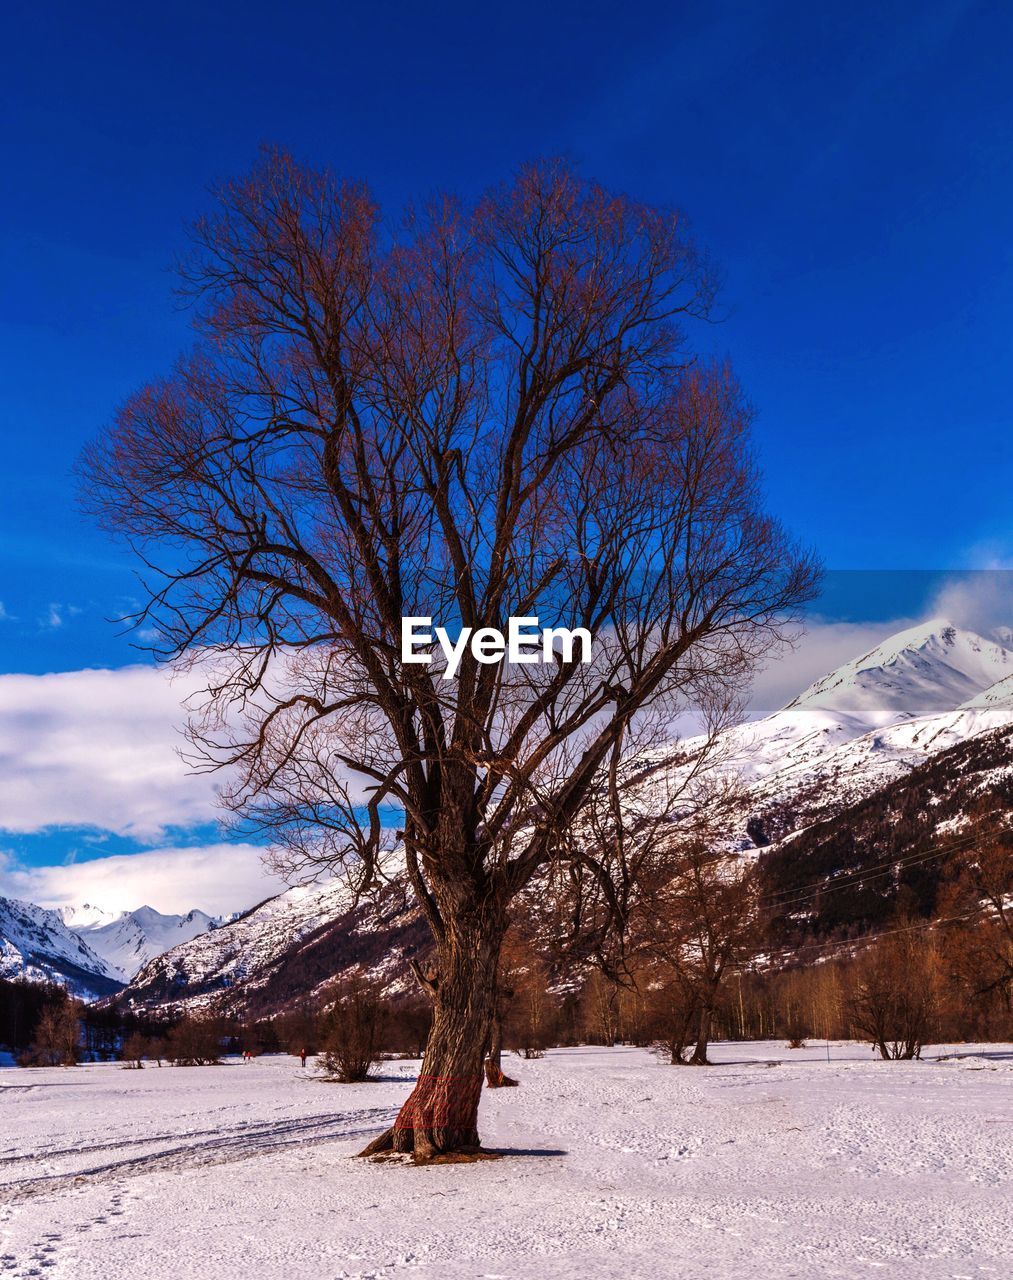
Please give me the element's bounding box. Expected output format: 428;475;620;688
0;664;221;839
0;843;288;916
38;602;84;631
930;572;1013;635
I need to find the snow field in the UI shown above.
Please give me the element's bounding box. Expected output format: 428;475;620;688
1;1042;1011;1280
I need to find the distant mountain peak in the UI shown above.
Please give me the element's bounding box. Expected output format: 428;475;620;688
1;896;122;999
63;904;220;982
783;619;1012;728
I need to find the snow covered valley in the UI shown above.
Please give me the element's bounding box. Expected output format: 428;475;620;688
2;1043;1011;1279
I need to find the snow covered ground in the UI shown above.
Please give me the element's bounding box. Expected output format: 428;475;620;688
1;1042;1011;1279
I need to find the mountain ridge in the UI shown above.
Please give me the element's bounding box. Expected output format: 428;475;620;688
62;904;220;981
0;897;123;1000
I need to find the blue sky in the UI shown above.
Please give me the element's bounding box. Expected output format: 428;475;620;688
1;1;1012;908
3;1;1013;673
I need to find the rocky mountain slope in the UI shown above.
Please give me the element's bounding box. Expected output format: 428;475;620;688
757;720;1013;943
0;897;123;999
61;904;219;981
117;880;426;1017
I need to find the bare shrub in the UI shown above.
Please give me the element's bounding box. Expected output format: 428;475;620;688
166;1016;223;1065
121;1031;147;1068
320;977;386;1083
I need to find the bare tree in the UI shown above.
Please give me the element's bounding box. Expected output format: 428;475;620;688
484;926;531;1087
949;831;1013;1011
319;974;387;1082
483;988;519;1088
546;759;759;1065
81;151;817;1158
846;930;941;1060
26;998;81;1067
637;835;761;1064
121;1031;147;1068
503;930;555;1060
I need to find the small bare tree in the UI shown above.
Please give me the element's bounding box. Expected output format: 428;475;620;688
547;761;759;1065
25;998;81;1067
319;975;387;1082
81;151;816;1158
846;930;940;1060
639;836;761;1064
950;830;1013;1011
121;1031;147;1068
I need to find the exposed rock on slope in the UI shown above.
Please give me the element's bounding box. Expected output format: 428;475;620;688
0;897;123;999
62;904;219;981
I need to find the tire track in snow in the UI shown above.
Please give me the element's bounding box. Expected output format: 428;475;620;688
0;1106;398;1202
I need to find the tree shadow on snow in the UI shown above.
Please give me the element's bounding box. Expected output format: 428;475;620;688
482;1147;568;1158
932;1050;1013;1063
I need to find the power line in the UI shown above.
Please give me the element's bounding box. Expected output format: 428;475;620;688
758;830;978;913
760;900;995;968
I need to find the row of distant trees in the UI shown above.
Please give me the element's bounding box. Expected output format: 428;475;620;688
4;820;1010;1071
6;868;1008;1073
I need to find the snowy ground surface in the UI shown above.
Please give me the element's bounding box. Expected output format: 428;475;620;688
2;1041;1011;1279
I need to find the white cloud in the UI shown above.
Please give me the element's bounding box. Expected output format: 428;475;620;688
0;664;221;839
928;573;1013;639
0;843;289;916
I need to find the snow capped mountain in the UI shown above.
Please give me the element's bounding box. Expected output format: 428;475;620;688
679;622;1011;801
62;905;220;981
785;619;1013;726
0;897;122;999
119;878;424;1015
59;903;119;931
670;620;1013;846
0;899;221;998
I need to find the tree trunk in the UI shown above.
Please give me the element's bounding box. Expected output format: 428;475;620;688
668;997;697;1064
484;1005;518;1088
688;1002;713;1065
359;913;503;1161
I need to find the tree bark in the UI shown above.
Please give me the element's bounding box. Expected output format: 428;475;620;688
359;911;503;1160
